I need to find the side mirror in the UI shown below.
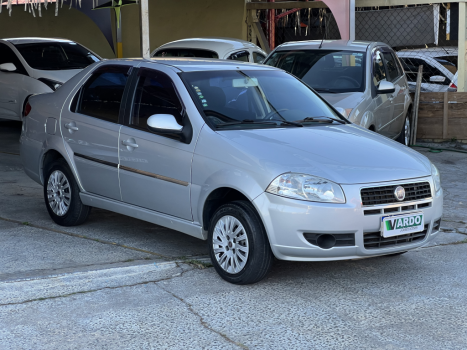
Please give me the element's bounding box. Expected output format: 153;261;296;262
377;81;395;94
147;114;183;134
429;75;446;83
0;63;17;72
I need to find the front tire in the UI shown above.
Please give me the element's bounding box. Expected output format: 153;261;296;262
43;159;90;226
208;201;274;284
396;113;411;146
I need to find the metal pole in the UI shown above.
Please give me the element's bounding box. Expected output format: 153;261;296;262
349;0;355;41
458;2;467;92
139;0;150;59
268;0;275;50
117;11;123;58
411;65;423;145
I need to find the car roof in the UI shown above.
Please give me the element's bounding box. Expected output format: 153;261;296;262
152;37;265;57
109;57;277;72
272;40;376;52
2;37;75;45
397;47;458;57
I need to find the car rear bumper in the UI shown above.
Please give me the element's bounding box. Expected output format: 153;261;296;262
253;177;443;261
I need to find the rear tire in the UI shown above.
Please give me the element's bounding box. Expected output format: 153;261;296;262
43;159;90;226
396;113;411;146
208;200;274;284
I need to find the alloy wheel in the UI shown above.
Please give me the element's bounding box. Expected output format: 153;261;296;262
212;215;249;274
47;170;71;216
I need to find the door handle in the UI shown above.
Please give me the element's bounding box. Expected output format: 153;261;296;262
64;122;79;132
122;139;139;148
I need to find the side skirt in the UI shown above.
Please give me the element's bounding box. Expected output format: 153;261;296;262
80;193;207;240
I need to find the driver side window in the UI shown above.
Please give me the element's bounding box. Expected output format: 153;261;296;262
130;69;184;130
372;50;386;88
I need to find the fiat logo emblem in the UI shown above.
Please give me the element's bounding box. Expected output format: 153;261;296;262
394;186;405;201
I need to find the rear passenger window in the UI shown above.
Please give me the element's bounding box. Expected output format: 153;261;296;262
130;69;183;129
382;52;399;82
77;65;129;123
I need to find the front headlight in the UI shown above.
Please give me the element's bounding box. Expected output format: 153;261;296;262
431;163;441;192
266;173;346;203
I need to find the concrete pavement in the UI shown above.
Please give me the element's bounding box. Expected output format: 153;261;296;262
1;119;466;349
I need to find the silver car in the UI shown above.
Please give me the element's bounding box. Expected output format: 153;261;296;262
20;58;443;284
264;40;413;146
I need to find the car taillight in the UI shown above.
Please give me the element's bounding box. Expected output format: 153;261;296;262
449;82;457;89
24;102;31;117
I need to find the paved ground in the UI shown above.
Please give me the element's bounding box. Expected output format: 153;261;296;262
1;119;466;349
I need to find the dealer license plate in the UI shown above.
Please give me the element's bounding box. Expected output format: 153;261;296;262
381;212;424;238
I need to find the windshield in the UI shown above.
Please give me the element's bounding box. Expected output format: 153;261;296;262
181;70;345;130
265;50;366;93
14;42;100;70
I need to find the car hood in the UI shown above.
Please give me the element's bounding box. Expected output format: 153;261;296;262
217;124;431;184
31;69;82;84
320;92;364;109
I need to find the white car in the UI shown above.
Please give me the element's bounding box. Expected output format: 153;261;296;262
397;48;457;93
0;37;101;121
151;37;267;64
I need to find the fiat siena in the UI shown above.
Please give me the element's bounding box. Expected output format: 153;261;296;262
20;58;443;284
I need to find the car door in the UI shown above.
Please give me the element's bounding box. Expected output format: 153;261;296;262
381;49;406;139
371;48;393;137
118;66;193;220
60;64;131;200
0;42;42;120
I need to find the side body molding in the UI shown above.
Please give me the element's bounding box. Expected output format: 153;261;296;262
80;193;206;240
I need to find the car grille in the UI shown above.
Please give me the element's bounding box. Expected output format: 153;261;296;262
364;224;429;249
361;182;431;206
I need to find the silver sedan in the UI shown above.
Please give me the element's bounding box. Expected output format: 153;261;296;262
264;40;413;146
20;58;443;284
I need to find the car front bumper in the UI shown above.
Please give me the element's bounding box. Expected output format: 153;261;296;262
253;176;443;261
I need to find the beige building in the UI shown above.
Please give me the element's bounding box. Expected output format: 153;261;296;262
0;0;248;58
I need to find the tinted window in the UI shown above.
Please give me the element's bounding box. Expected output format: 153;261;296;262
14;42;100;70
228;50;250;62
154;48;218;59
0;43;28;75
265;50;366;93
382;52;399;82
372;50;386;87
182;70;343;130
399;57;448;84
77;66;129;123
253;52;266;63
131;69;183;129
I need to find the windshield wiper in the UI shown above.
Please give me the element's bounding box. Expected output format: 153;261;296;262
313;88;340;94
268;119;303;127
215;119;279;127
295;116;346;124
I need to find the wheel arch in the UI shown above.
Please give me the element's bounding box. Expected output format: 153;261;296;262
202;187;253;231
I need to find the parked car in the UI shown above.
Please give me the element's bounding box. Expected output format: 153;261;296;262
396;47;457;93
0;37;101;121
264;40;413;146
151;37;267;63
20;58;443;284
